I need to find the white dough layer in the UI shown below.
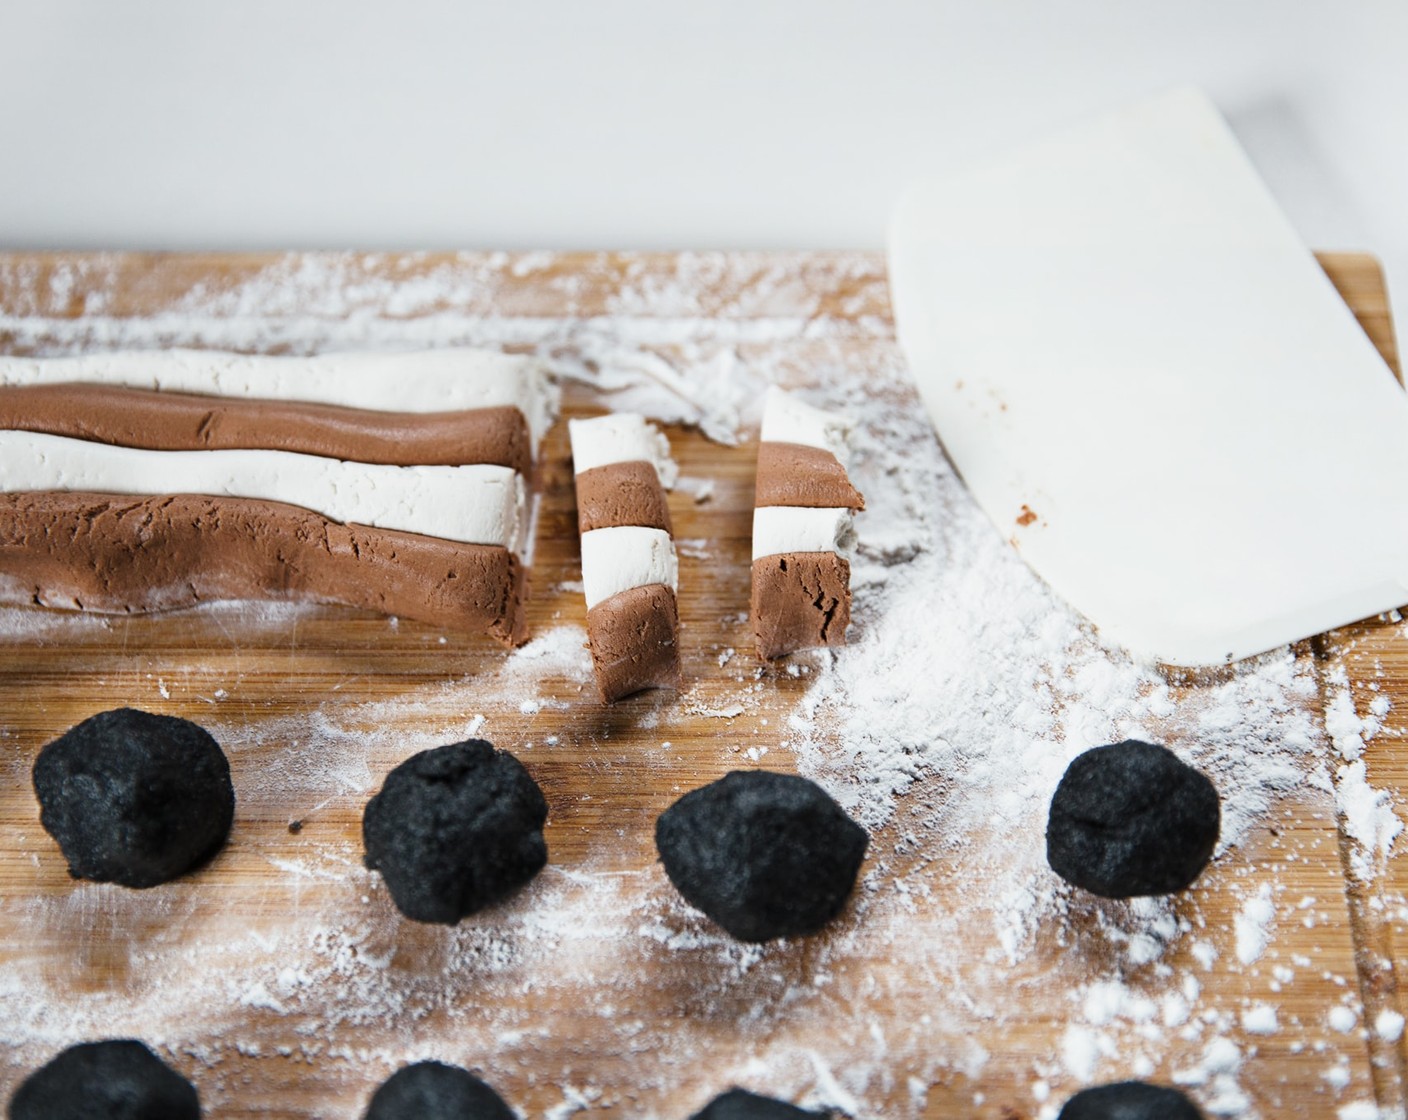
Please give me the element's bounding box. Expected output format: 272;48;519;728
0;348;561;447
0;430;525;550
759;385;854;466
752;506;856;561
580;526;678;609
568;413;678;488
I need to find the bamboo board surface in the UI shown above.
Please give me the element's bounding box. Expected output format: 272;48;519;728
0;251;1404;1120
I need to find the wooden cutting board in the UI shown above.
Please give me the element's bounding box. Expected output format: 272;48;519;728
0;251;1403;1120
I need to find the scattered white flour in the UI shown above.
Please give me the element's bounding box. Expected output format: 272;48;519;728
680;477;716;505
1374;1009;1405;1043
1057;1026;1101;1082
1169;1036;1257;1115
1235;886;1276;966
1241;1004;1278;1035
676;538;712;561
1325;1063;1354;1090
0;251;1399;1119
1325;669;1402;878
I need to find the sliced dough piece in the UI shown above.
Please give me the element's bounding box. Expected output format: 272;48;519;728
751;389;864;659
569;413;681;701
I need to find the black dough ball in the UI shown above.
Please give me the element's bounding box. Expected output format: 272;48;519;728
364;1061;514;1120
31;708;235;889
690;1088;829;1120
655;769;868;942
1047;740;1220;898
9;1039;200;1120
1059;1080;1204;1120
363;739;548;924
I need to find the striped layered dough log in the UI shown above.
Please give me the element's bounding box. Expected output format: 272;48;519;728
568;413;682;702
751;386;865;659
0;349;560;645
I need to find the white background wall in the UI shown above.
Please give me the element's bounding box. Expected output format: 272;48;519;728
1;1;1404;314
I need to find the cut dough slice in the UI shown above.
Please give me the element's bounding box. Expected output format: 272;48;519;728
569;413;681;701
751;389;864;659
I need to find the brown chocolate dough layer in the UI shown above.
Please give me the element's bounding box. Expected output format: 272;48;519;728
754;442;864;510
0;383;532;474
0;491;526;645
751;552;851;660
586;583;681;702
574;460;672;535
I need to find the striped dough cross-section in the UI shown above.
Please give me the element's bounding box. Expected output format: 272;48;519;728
751;386;865;659
569;413;682;702
0;349;560;646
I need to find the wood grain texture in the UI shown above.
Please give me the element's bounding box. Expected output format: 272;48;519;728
0;251;1403;1120
1313;255;1408;1106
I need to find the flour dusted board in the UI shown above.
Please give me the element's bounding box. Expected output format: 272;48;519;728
0;252;1402;1119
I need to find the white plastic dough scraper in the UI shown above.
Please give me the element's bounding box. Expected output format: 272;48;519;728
888;87;1408;666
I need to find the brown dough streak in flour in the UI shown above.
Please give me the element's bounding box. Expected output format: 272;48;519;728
754;442;864;511
585;584;681;702
750;552;852;660
574;460;672;535
0;384;533;474
0;491;527;645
